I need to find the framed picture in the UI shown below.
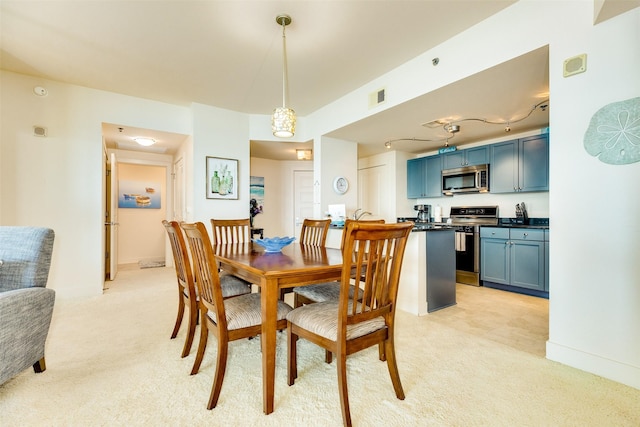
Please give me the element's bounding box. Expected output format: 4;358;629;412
118;180;161;209
206;156;238;199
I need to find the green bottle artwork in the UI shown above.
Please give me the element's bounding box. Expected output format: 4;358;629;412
211;171;220;193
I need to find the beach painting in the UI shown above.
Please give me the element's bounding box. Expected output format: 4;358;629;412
118;180;161;209
250;176;264;211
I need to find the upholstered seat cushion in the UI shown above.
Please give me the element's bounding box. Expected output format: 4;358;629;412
183;273;251;300
286;301;385;341
208;293;292;331
292;282;358;302
219;272;252;298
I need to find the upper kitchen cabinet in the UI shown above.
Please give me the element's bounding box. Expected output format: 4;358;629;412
442;146;489;169
490;134;549;193
407;155;442;198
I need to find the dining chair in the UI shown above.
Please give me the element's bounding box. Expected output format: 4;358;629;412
298;218;330;246
278;218;331;302
180;221;292;410
286;221;413;427
292;218;385;309
210;217;255;289
163;220;252;359
163;220;199;358
210;218;252;245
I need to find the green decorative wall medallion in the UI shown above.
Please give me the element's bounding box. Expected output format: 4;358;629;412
584;97;640;165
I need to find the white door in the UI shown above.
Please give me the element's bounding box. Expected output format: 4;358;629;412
107;152;119;280
293;170;314;238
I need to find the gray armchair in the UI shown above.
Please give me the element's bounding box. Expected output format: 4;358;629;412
0;226;55;385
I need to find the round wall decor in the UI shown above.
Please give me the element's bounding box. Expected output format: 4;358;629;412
332;176;349;194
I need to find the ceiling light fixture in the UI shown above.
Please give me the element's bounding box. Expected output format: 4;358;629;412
272;14;296;138
296;148;312;160
446;124;460;134
134;137;156;147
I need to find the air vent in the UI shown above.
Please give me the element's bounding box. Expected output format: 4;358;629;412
563;53;587;77
421;119;447;128
368;87;386;108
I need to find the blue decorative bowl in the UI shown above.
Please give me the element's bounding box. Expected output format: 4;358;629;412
253;236;296;253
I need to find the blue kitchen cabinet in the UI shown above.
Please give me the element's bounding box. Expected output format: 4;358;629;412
407;155;442;198
480;228;510;284
481;227;547;297
407;157;426;199
490;134;549;193
442;146;488;169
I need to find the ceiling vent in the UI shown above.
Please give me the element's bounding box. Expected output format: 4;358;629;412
421;119;448;128
368;88;386;108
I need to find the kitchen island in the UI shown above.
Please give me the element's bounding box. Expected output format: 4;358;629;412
396;227;456;315
327;223;456;315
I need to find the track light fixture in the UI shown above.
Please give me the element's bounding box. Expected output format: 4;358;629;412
382;98;549;150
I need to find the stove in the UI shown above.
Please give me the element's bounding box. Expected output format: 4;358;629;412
449;206;499;286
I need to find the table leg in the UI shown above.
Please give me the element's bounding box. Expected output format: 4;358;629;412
261;278;278;414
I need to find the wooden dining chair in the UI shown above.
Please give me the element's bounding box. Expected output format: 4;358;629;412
299;218;330;246
163;220;252;359
279;218;331;301
162;220;199;358
210;218;252;244
292;218;385;309
286;221;413;427
180;221;292;409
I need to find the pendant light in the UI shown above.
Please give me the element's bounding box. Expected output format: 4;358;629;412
272;14;296;138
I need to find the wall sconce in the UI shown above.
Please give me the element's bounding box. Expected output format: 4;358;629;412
296;149;312;160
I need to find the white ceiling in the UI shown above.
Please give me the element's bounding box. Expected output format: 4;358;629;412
9;1;634;160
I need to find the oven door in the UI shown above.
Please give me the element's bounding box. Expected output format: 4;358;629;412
455;227;480;286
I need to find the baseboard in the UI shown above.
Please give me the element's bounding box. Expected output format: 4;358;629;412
546;340;640;390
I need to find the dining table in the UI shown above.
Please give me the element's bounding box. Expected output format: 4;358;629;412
213;241;344;415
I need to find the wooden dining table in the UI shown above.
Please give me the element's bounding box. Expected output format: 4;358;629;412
213;241;344;415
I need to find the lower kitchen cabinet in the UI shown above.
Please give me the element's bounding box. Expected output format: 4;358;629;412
481;227;547;297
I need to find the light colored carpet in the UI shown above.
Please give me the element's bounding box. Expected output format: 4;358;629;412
1;266;639;426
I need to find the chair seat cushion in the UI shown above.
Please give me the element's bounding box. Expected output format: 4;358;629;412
219;272;252;298
208;293;292;331
286;301;385;341
292;282;357;302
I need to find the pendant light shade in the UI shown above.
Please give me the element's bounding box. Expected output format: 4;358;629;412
272;14;296;138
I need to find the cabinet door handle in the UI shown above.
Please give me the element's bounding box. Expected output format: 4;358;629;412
523;233;528;237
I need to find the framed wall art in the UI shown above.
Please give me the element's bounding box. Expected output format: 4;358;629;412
206;156;238;199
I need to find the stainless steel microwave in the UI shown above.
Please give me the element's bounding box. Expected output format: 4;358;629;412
442;164;489;195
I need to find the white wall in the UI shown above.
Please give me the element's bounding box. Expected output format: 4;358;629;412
544;6;640;388
0;71;192;298
191;103;250;225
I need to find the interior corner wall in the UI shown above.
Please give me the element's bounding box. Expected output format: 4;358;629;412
0;70;191;299
319;137;358;218
191;103;251;225
544;5;640;389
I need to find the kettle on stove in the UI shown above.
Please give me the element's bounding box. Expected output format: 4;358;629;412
414;204;431;223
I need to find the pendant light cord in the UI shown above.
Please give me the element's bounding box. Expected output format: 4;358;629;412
281;19;289;109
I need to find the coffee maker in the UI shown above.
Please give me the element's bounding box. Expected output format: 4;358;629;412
414;204;431;223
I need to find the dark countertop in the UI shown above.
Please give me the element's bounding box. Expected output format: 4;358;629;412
330;223;452;232
491;224;549;229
